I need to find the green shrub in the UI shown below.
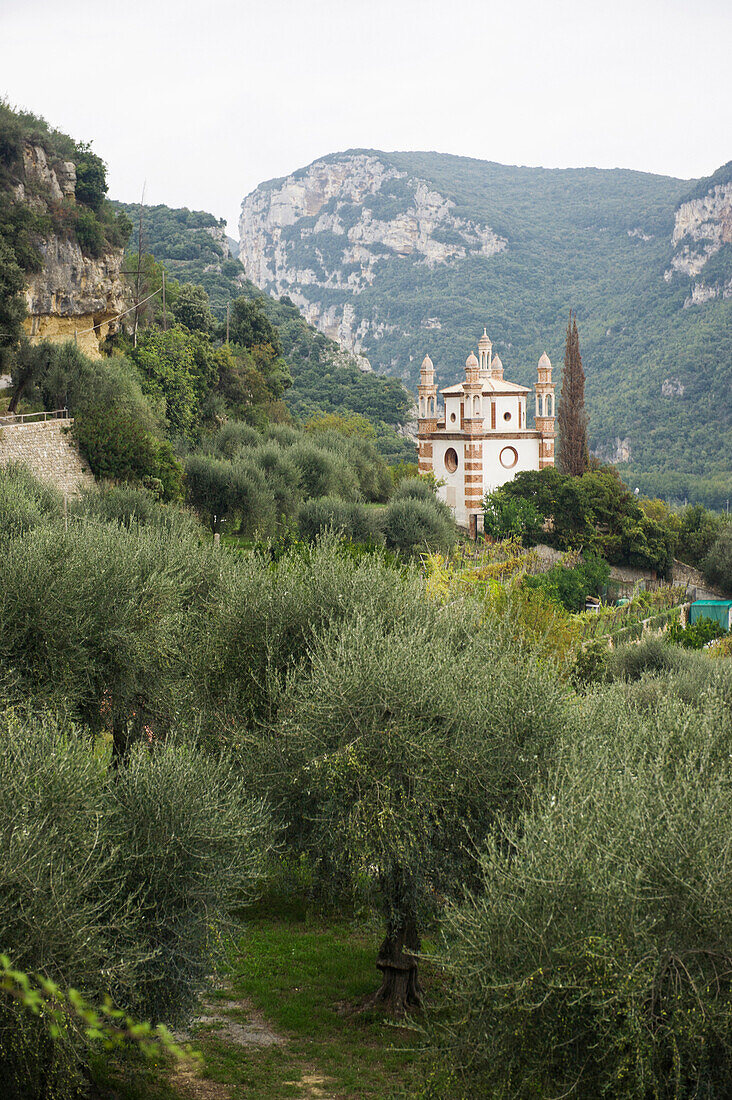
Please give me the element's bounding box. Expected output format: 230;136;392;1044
482;490;543;544
248;442;302;519
570;637;610;687
185;453;232;530
109;740;272;1024
435;686;732;1098
297;496;381;545
188;536;425;731
382;496;456;555
0;710;273;1094
0;521;221;749
0;710;116;1099
0;463;61;542
667;616;726;650
229;457;276;537
607;635;683;680
210;420;261;457
392;476;440;506
73;406;183;500
702;526;732;595
72;482;200;536
288;440;355;500
524;552;610;612
74;207;105;258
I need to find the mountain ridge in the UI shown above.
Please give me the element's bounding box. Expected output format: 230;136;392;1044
238;149;731;506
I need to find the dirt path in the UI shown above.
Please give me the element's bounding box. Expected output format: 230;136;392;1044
169;991;338;1100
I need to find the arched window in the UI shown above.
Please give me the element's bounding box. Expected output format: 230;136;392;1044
546;394;553;417
537;394;543;417
473;395;481;417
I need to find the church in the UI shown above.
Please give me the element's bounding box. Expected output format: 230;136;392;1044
417;328;556;531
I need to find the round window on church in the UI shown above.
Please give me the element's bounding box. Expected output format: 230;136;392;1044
503;411;511;421
450;412;456;423
499;446;518;469
444;447;459;473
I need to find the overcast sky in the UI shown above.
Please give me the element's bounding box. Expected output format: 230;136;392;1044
2;0;730;235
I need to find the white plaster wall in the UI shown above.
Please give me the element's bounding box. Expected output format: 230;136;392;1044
491;394;522;430
433;436;469;526
444;396;462;428
482;436;540;495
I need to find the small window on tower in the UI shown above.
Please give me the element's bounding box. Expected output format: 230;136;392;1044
444;447;459;473
450;412;456;423
503;411;511;421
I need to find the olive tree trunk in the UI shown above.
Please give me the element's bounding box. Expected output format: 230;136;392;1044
374;908;422;1015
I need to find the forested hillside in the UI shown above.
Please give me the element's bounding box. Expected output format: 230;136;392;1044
239;151;732;507
112;198;415;457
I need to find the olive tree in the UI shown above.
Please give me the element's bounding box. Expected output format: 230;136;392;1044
254;604;568;1012
435;679;732;1097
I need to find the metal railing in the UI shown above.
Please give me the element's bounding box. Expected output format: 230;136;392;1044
0;408;69;426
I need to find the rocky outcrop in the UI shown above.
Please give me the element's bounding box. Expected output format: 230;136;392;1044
593;436;632;464
24;237;129;359
15;143;76;205
239;153;506;356
682;277;732;308
665;182;732;285
17;142;131;359
661;377;686;397
202;224;230;259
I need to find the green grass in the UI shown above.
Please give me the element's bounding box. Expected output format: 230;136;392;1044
190;912;428;1099
90;879;436;1099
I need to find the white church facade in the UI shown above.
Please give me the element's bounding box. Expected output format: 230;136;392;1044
417;328;556;530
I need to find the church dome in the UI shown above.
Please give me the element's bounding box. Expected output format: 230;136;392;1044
538;352;551;368
421;354;434;369
491;354;503;371
466;352;479;368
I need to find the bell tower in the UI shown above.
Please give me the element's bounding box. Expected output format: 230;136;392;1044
534;352;556;470
463;351;484;523
478;328;492;379
417;354;438;477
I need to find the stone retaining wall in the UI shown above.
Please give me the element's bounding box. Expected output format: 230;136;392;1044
0;418;94;496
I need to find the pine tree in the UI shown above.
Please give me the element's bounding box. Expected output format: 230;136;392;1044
558;312;589;476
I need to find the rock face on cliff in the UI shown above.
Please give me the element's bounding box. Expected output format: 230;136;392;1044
24;232;129;360
239;153;506;354
664;166;732;306
18;142;130;360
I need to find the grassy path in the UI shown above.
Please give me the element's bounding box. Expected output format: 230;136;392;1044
152;913;428;1100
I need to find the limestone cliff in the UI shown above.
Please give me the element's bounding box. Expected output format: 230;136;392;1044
17;142;131;360
239;153;506;356
664;171;732;306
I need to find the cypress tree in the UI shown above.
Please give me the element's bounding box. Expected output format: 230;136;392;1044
558;312;589;475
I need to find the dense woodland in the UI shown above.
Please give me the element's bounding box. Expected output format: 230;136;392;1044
1;102;732;1100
